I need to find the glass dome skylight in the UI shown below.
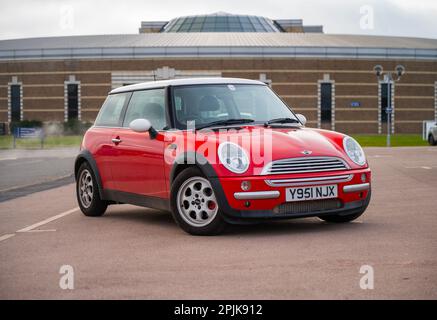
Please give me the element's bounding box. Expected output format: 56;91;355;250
163;13;280;32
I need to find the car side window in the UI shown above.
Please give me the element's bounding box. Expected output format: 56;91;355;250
123;89;166;130
94;93;130;127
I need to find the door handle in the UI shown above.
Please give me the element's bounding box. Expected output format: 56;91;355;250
112;138;122;144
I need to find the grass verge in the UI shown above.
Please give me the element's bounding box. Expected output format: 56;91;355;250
0;135;82;149
352;134;428;147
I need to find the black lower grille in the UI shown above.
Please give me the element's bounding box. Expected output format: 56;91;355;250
273;199;342;215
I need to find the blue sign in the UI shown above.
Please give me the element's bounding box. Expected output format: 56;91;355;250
15;127;43;138
13;127;45;149
350;101;361;107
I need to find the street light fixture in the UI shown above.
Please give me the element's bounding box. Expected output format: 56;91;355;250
373;65;405;147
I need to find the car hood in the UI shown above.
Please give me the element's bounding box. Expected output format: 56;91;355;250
202;126;344;156
194;126;358;172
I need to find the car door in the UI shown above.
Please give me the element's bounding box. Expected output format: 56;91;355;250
92;92;131;190
110;88;168;198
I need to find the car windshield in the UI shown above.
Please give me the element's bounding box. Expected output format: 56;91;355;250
172;84;298;129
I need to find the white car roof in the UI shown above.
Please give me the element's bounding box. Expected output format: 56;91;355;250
110;77;265;94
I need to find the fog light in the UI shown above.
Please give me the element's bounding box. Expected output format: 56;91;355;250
361;173;366;183
241;181;251;191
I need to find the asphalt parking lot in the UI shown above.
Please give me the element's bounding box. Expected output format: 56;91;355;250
0;147;436;299
0;147;77;202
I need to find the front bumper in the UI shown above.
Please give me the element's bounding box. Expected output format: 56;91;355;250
209;168;371;224
233;182;370;200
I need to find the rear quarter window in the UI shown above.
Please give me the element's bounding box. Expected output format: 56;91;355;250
94;92;130;127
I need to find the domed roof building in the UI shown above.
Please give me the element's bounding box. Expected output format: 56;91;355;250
139;12;323;33
0;13;436;134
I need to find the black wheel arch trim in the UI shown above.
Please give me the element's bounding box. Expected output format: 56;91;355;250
74;149;104;199
170;152;218;183
169;152;243;221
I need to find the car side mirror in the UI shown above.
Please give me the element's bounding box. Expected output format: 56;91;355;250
296;114;307;126
129;118;158;139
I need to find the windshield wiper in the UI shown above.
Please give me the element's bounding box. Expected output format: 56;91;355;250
196;118;254;130
264;117;300;126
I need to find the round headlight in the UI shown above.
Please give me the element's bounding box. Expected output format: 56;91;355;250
343;136;366;166
218;142;249;174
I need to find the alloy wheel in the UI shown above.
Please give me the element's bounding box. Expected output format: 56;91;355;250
177;176;219;227
78;169;93;208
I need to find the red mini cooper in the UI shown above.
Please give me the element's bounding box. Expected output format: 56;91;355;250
75;78;371;235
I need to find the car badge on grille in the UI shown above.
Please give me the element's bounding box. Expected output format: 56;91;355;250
301;150;312;155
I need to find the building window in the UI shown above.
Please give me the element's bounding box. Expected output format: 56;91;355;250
10;84;22;122
320;83;332;123
378;80;395;134
64;78;81;122
380;83;391;123
67;84;79;120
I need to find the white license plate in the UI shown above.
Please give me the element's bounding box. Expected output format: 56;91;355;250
286;185;338;202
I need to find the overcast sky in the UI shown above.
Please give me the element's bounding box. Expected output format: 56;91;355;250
0;0;436;40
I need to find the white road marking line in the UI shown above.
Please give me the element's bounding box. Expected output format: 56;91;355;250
0;234;15;242
24;229;57;233
405;166;433;170
0;157;17;161
16;207;79;233
368;155;392;158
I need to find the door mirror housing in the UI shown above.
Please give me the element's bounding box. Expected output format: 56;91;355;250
129;118;158;139
296;114;307;126
129;118;151;132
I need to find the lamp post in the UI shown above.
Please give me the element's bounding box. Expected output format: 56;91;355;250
373;65;405;147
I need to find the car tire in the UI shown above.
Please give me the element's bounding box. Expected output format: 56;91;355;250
76;162;108;217
318;190;371;223
170;167;227;236
428;134;437;146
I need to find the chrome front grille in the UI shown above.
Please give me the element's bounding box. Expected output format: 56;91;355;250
274;199;342;215
261;157;349;175
265;174;353;187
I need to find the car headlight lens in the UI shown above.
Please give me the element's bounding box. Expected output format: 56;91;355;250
343;136;366;166
218;142;249;174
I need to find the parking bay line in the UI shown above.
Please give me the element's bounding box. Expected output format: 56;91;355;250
0;157;17;162
0;234;15;242
16;207;79;233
